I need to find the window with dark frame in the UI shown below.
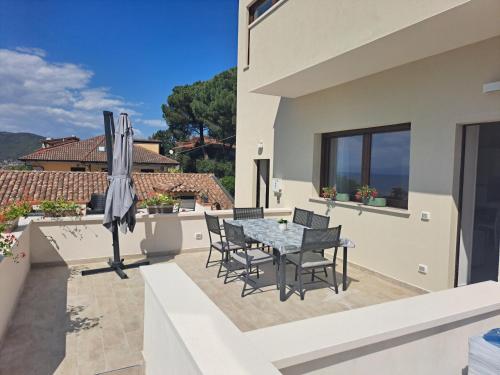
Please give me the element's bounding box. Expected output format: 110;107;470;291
320;124;411;209
248;0;280;24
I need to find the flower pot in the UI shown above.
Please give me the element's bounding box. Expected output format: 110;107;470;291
278;223;287;232
367;197;387;207
43;210;79;218
335;193;350;202
148;205;174;214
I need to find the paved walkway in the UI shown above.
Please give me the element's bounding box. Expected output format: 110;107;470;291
0;251;422;374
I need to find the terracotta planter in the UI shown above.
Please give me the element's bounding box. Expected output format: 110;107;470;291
43;210;80;218
147;205;174;214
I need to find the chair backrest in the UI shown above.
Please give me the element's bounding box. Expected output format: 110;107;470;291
300;226;341;254
88;193;106;214
205;213;222;236
233;207;264;220
293;208;313;227
223;221;247;248
310;213;330;229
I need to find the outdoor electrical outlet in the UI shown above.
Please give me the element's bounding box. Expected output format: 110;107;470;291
421;211;431;221
418;264;428;274
195;232;203;240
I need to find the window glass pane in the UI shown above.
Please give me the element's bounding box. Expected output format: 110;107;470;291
328;136;363;195
370;131;410;202
252;0;274;20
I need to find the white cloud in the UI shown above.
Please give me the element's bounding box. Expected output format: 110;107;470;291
14;47;47;57
0;48;140;138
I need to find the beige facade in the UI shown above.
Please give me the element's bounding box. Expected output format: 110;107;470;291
236;0;500;291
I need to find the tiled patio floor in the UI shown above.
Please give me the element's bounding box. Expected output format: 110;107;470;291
0;251;423;375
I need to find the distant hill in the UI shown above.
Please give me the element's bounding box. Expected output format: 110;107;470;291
0;132;44;161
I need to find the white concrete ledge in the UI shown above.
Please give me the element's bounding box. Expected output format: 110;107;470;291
141;263;280;375
245;281;500;369
309;197;411;218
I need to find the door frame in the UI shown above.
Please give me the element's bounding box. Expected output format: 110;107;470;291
255;159;270;208
454;121;500;287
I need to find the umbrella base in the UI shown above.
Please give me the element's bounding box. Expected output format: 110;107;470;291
81;258;150;279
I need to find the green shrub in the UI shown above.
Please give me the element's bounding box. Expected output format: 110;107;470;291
219;176;235;196
195;159;234;178
39;199;81;217
140;193;178;208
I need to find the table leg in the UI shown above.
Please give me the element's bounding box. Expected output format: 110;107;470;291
343;247;348;291
279;253;287;302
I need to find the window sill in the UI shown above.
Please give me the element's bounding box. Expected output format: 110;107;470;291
309;197;411;218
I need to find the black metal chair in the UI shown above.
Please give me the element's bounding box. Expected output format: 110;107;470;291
310;213;330;229
223;221;277;297
204;213;242;278
310;213;331;275
233;207;264;220
287;226;342;300
293;208;313;227
87;193;106;215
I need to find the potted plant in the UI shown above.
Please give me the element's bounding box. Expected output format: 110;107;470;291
0;201;33;232
39;199;82;217
0;232;25;263
142;193;178;214
278;218;288;232
321;186;337;200
199;191;209;204
335;193;351;202
355;185;386;207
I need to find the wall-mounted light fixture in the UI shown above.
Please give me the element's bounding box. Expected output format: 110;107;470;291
483;81;500;93
257;140;264;153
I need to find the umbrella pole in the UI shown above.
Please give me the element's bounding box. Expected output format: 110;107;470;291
82;111;149;279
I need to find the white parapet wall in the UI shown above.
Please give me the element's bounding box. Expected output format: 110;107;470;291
141;263;281;375
28;208;291;265
0;220;31;345
142;261;500;374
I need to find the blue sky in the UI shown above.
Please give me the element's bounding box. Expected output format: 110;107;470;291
0;0;238;139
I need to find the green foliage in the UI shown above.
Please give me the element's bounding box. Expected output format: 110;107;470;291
2;201;32;221
155;67;237;175
39;199;81;217
141;193;178;208
195;159;234;178
219;176;235;196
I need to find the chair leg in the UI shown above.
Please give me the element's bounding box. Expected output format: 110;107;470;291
332;264;338;294
294;265;298;281
323;266;328;277
256;265;260;279
311;269;315;282
205;247;212;268
241;266;250;297
217;252;224;278
224;259;231;284
298;267;304;300
275;261;280;290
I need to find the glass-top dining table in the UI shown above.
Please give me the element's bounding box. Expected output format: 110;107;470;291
226;218;355;302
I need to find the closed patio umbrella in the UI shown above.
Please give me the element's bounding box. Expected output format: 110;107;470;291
82;111;149;279
103;113;137;234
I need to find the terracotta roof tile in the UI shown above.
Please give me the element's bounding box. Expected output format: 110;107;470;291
0;171;233;209
19;135;179;165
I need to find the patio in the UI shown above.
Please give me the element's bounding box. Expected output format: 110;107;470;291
0;250;422;375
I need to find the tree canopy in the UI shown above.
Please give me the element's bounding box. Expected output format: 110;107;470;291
153;67;237;195
157;67;236;160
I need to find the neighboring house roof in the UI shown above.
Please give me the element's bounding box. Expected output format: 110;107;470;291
0;171;233;209
173;136;235;151
19;135;178;165
42;136;80;148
